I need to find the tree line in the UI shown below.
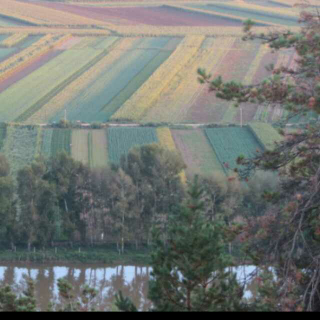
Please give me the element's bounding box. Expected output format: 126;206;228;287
0;142;275;254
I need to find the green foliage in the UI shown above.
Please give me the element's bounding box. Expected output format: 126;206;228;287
0;278;37;312
147;177;245;311
199;8;320;311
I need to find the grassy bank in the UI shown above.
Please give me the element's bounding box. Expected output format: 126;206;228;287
0;247;151;265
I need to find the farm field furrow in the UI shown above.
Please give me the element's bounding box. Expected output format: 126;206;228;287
15;48;109;123
51;37;176;123
186;39;262;124
0;0;112;26
221;43;273;124
204;126;264;174
171;129;224;176
3;125;41;176
143;37;236;123
29;2;245;26
0;50;62;95
40;128;53;158
1;34;29;48
0;48;102;123
0;35;70;84
204;127;264;175
71;129;89;165
51;129;72;157
112;35;204;121
107;127;158;164
186;3;299;26
89;129;109;168
249;122;284;150
26;37;134;124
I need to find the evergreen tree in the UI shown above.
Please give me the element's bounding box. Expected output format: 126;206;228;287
0;154;16;249
198;4;320;311
116;177;245;311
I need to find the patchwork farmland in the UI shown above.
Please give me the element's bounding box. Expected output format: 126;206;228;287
0;123;285;177
0;0;308;176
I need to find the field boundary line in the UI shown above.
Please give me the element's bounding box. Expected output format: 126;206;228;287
112;35;205;121
14;48;109;122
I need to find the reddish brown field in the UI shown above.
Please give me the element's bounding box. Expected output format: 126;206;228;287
185;39;262;123
27;2;243;26
0;50;62;94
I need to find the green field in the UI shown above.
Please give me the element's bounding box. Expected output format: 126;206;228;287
205;126;264;174
50;129;72;157
50;37;179;123
107;127;159;164
0;48;103;122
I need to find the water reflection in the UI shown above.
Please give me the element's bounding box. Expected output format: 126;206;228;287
0;263;152;311
0;263;260;311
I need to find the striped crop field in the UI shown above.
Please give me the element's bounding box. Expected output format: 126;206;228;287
0;34;71;85
107;127;159;164
24;2;246;27
41;127;109;167
26;37;129;124
171;128;224;176
50;37;181;123
40;128;54;158
1;34;29;48
142;37;236;123
249;122;284;150
185;2;299;26
112;35;203;121
88;129;109;168
181;39;270;124
50;129;72;157
0;47;103;122
0;0;113;26
204;126;264;175
71;129;90;165
2;125;41;176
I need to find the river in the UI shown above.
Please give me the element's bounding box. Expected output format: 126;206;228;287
0;262;259;311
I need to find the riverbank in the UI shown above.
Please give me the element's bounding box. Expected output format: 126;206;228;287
0;247;151;265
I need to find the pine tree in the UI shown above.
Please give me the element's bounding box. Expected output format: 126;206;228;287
198;4;320;311
116;177;245;311
148;176;244;311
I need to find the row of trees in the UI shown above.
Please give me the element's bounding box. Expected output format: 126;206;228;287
0;143;275;253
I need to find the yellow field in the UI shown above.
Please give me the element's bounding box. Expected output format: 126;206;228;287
143;37;236;122
112;35;205;120
1;34;29;47
157;127;187;184
0;34;72;83
0;0;112;26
